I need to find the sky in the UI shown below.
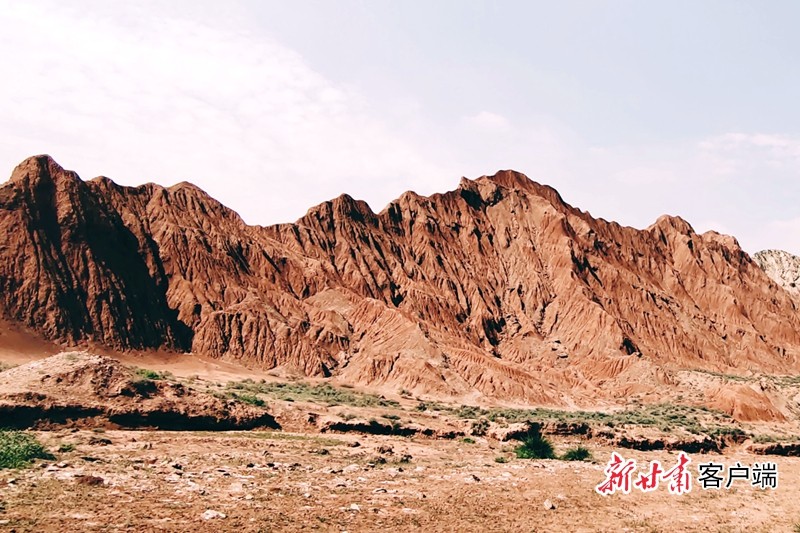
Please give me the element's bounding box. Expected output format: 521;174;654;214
0;0;798;254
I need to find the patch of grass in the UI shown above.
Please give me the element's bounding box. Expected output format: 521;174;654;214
707;426;748;439
455;405;484;419
0;430;54;469
774;375;800;386
513;429;555;459
225;380;400;408
231;393;266;407
693;369;752;383
247;431;345;447
58;443;76;453
133;368;172;381
751;433;796;444
561;445;592;461
494;456;508;464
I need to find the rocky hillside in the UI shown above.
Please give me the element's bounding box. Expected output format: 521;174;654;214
754;249;800;296
1;155;799;406
0;352;279;429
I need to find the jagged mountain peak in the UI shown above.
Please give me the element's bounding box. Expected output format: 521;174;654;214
1;155;799;415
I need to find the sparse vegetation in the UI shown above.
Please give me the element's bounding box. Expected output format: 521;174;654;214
230;392;266;407
707;426;748;439
0;430;53;469
561;445;592;461
692;369;752;383
58;443;76;453
470;418;490;437
245;431;346;447
513;429;555;460
494;456;508;464
133;368;172;381
416;401;742;438
751;433;797;444
225;380;400;408
462;437;475;444
0;361;16;372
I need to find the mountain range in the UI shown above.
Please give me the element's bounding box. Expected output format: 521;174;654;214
1;155;799;414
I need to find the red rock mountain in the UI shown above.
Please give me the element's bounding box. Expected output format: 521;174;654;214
2;155;800;407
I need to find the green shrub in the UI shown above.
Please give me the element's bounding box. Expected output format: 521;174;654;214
470;418;490;437
561;445;592;461
456;405;485;419
234;393;266;407
709;426;748;439
58;443;76;453
462;437;475;444
134;368;170;381
0;430;53;469
494;456;508;464
513;429;555;459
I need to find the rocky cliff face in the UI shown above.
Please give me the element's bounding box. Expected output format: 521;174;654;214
0;157;189;350
2;155;800;406
754;249;800;297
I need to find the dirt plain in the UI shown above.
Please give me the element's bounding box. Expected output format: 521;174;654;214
2;343;800;533
1;427;798;533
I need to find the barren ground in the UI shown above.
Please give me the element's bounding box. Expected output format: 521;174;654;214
1;429;798;532
2;345;800;532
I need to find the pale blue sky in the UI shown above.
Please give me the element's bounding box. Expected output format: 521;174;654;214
0;1;798;253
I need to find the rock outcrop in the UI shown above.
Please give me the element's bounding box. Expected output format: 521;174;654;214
2;155;800;407
754;249;800;296
0;352;279;429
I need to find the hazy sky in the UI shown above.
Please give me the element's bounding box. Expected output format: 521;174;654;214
1;1;798;254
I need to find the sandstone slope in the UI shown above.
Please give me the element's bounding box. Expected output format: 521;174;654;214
1;155;799;409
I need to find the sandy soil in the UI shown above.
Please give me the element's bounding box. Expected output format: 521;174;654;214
0;325;270;385
0;429;797;533
0;321;61;366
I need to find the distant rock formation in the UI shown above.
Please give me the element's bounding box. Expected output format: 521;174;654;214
754;249;800;296
2;155;800;407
